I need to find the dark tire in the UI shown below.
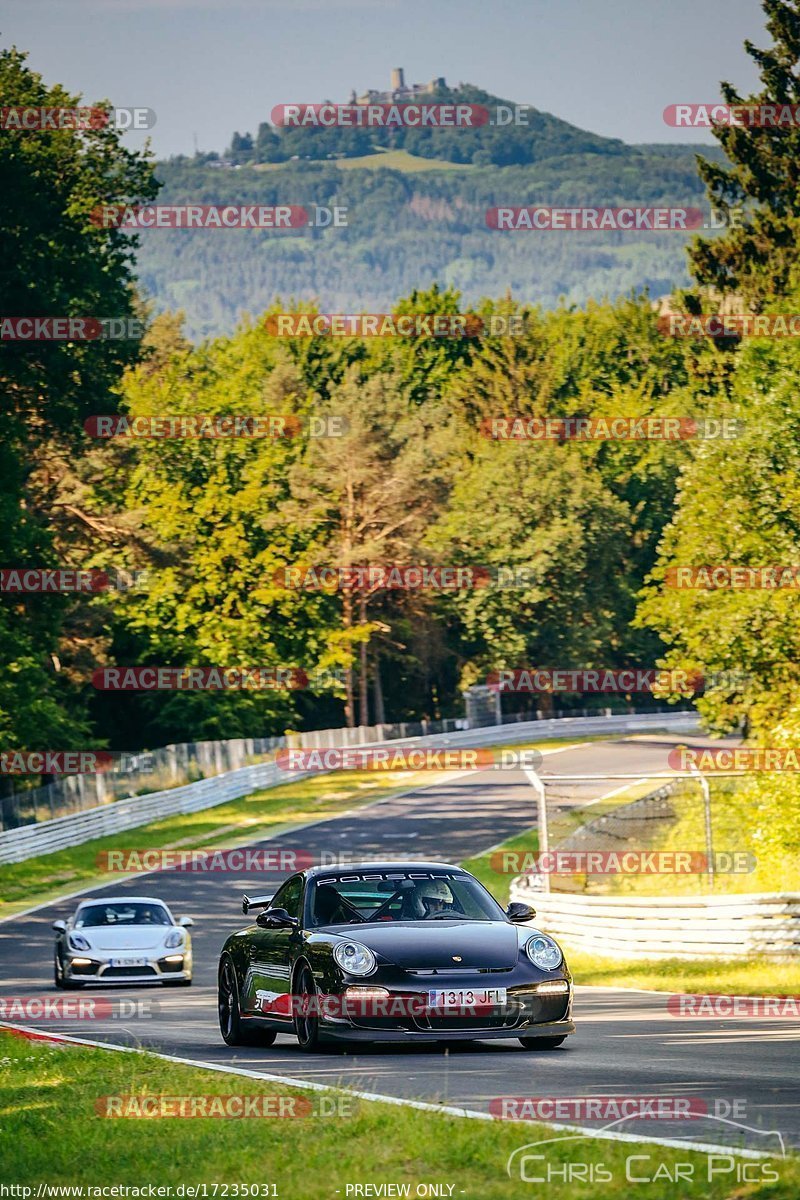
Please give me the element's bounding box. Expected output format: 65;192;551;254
59;950;83;988
518;1035;567;1050
54;953;65;989
163;978;193;987
293;964;322;1051
218;957;276;1046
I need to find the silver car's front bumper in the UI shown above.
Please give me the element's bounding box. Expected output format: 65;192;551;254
63;948;192;984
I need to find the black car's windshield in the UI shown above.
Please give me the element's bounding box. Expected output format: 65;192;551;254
308;873;504;926
76;902;172;927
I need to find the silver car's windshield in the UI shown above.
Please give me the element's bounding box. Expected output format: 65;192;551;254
76;902;172;928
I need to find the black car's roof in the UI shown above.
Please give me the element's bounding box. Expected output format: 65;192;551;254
301;861;467;879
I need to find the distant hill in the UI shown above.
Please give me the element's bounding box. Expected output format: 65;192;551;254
136;89;727;341
217;84;632;169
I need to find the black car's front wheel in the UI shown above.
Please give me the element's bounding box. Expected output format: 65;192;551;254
518;1035;567;1050
218;956;276;1047
293;964;322;1051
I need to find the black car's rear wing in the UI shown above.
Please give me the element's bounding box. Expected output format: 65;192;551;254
242;893;273;915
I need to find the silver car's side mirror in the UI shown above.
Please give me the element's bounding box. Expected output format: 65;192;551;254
52;920;67;933
178;916;194;927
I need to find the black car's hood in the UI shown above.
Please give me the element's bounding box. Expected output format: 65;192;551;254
326;920;519;969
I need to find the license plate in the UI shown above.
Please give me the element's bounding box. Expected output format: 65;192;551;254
109;958;148;968
428;987;507;1008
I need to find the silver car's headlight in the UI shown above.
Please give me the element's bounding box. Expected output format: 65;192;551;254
333;941;376;976
525;934;563;970
164;929;184;949
68;933;92;952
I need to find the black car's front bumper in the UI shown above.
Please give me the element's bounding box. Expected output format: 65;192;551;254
315;980;574;1042
319;1016;575;1043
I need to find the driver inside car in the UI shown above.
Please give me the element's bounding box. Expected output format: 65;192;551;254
403;879;455;919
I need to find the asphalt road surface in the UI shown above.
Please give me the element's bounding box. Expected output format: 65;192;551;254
1;733;797;1156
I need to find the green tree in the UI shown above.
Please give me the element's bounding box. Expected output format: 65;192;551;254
636;325;800;737
0;47;157;757
282;366;453;726
689;0;800;302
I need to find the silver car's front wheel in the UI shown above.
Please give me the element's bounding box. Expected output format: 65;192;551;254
54;951;83;990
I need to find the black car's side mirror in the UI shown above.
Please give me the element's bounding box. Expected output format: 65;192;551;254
52;920;67;934
506;901;536;923
256;907;298;929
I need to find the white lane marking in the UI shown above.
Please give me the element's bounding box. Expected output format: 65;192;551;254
582;777;649;806
0;1021;776;1158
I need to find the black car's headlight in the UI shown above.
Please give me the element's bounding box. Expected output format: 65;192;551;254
68;933;92;952
524;934;563;971
333;941;377;976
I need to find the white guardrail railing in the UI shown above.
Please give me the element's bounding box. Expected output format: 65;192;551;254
0;711;699;866
510;887;800;959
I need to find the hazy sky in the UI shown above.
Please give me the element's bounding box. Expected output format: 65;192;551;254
2;0;766;159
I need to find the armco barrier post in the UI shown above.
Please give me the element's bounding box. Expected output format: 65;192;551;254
523;768;550;894
690;764;715;891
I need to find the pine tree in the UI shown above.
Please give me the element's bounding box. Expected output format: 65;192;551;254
689;0;800;302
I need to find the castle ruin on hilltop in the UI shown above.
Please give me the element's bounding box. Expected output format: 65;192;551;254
350;68;447;106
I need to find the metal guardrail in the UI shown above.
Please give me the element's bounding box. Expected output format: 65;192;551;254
0;735;286;831
0;710;699;866
510;886;800;959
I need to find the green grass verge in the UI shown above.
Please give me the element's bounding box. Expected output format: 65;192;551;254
0;1031;795;1196
462;828;539;907
564;951;800;995
596;779;799;897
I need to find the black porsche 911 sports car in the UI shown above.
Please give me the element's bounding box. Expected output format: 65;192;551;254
217;861;574;1051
